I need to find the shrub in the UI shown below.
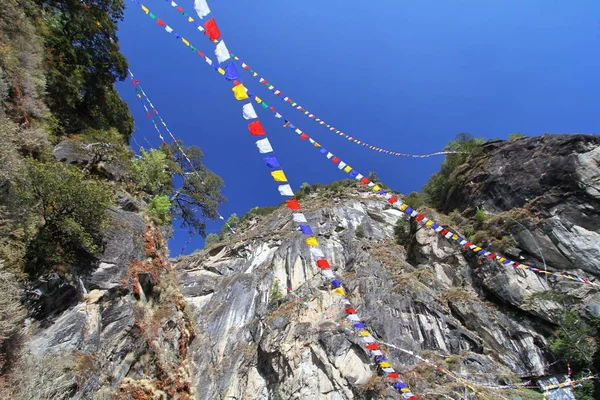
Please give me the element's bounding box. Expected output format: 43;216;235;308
130;148;172;194
549;310;597;369
501;235;517;248
240;206;276;224
355;225;365;239
471;230;491;246
149;195;171;225
270;281;283;302
509;132;526;140
203;233;220;249
20;159;113;276
475;209;489;224
463;226;476;240
394;217;411;246
0;266;25;372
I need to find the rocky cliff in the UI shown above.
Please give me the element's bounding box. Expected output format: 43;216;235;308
5;134;599;400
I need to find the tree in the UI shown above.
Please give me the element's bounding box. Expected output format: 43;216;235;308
20;159;113;276
149;194;171;225
423;133;484;210
165;143;226;237
549;310;597;370
131;148;172;194
36;0;133;138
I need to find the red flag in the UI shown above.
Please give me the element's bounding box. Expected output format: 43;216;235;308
361;177;369;185
177;6;183;12
248;121;265;136
464;241;472;248
387;372;399;379
286;199;301;210
440;229;449;236
244;65;250;71
197;50;205;57
388;196;398;204
415;214;424;222
316;259;330;269
488;253;496;259
366;343;379;350
204;18;221;41
332;156;340;163
345;307;356;314
300;133;308;140
157;19;165;26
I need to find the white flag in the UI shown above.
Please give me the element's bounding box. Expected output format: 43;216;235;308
361;336;376;343
382;367;395;373
326;152;334;159
242;103;257;120
215;40;230;63
309;248;324;258
292;213;307;223
165;26;174;33
371;350;383;356
256;138;273;154
346;314;360;322
194;0;211;18
355;174;363;180
197;25;204;32
205;57;212;66
278;185;294;196
321;270;335;279
338;161;347;170
274;113;282;119
295;128;302;135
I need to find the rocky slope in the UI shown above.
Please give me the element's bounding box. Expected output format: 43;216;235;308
5;134;599;399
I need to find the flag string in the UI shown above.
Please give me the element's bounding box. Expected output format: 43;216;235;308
159;0;462;159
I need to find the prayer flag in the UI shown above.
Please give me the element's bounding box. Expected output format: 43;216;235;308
217;67;225;75
278;184;294;196
347;314;360;322
300;133;308;140
309;248;325;258
248;120;266;136
165;25;174;33
316;259;330;269
204;18;221;41
333;287;346;296
182;38;190;46
232;84;248;100
263;156;280;168
254;96;262;104
242;103;257;120
194;0;211;18
255;138;273;153
293;213;307;223
344;165;352;173
141;5;149;14
300;225;313;235
305;237;319;247
215;40;230;63
224;62;239;81
286;199;301;210
322;270;335;279
271;170;287;182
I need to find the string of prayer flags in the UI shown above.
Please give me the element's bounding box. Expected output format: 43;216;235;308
193;0;210;18
157;0;458;159
249;99;600;290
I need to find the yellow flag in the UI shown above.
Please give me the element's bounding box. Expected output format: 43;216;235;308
232;84;248;100
217;67;225;75
498;257;506;263
379;361;392;368
253;72;258;77
305;237;319;247
254;96;262;104
344;165;352;173
234;56;239;60
268;85;275;90
399;204;408;211
271;170;287;182
451;234;459;240
359;330;370;337
372;185;381;192
141;5;149;14
188;16;194;22
314;142;321;148
473;247;482;252
333;287;346;296
182;38;190;46
425;220;434;227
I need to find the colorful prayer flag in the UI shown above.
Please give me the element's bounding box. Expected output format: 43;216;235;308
194;0;211;18
204;18;221;41
242;103;257;120
255;138;273;153
263;156;280;168
293;213;307;223
248;120;266;136
305;237;319;247
278;184;294;196
286;199;301;210
215;40;230;63
270;170;287;182
232;83;248;100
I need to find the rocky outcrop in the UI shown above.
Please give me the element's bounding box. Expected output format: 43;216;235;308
444;134;600;275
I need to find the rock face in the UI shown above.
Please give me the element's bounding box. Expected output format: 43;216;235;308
445;134;600;275
12;134;599;399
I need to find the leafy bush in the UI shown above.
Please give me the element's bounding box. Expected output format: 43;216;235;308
240;206;276;224
394;217;411;246
203;233;220;249
509;132;526;140
423;133;484;210
20;159;113;276
149;195;171;225
270;281;283;302
355;225;365;239
475;209;489;224
549;310;597;369
463;226;476;240
131;148;172;194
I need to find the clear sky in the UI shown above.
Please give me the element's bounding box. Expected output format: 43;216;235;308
115;0;600;255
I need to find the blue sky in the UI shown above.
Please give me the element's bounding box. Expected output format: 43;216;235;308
115;0;600;255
